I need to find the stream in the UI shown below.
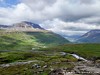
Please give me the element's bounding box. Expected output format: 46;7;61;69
70;54;88;61
60;52;88;61
0;52;88;67
0;51;100;74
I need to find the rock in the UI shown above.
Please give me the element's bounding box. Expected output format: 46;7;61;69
38;70;44;73
32;64;41;69
43;65;48;68
48;69;64;75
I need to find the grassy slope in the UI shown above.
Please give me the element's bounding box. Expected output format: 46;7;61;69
25;32;69;46
0;31;69;50
0;50;75;75
0;47;75;75
41;44;100;60
0;44;100;75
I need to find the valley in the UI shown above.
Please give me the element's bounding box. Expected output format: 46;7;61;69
0;0;100;74
0;44;100;75
0;22;100;75
0;21;69;50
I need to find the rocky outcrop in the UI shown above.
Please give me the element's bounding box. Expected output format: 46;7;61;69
48;69;64;75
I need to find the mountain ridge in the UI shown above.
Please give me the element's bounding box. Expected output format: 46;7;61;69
76;29;100;43
0;21;44;30
0;21;46;32
0;21;70;50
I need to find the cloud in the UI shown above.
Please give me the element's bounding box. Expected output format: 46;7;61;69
21;0;100;22
41;19;100;36
0;3;36;25
78;16;100;25
0;0;100;39
0;0;100;24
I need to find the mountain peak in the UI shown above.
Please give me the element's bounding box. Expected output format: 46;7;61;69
13;21;44;30
89;29;100;33
82;29;100;37
77;29;100;43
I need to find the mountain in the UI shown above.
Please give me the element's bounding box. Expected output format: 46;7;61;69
22;21;44;29
0;21;44;31
62;35;81;42
76;29;100;43
0;25;11;29
12;21;44;30
0;21;70;50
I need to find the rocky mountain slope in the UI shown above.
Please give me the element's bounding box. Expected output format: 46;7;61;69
0;25;11;29
76;29;100;43
0;21;70;50
12;21;44;30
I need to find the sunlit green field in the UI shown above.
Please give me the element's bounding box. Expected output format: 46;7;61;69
41;44;100;60
0;30;100;75
0;49;75;75
0;31;69;50
0;44;100;75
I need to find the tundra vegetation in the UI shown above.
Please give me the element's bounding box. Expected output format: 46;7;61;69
0;30;100;75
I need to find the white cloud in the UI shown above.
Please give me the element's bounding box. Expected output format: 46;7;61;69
0;0;100;37
0;0;100;24
41;19;100;36
0;3;36;25
21;0;100;22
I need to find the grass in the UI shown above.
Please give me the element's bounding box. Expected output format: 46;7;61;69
25;32;69;46
0;62;74;75
41;44;100;60
0;50;75;75
0;31;69;50
0;30;100;75
0;44;100;75
0;50;77;64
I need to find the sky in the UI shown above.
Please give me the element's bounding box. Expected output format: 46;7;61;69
0;0;100;40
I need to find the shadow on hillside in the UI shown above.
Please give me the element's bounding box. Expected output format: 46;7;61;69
0;36;24;50
25;32;69;45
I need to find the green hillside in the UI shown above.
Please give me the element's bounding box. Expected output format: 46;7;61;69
0;31;69;50
41;44;100;60
0;44;99;75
